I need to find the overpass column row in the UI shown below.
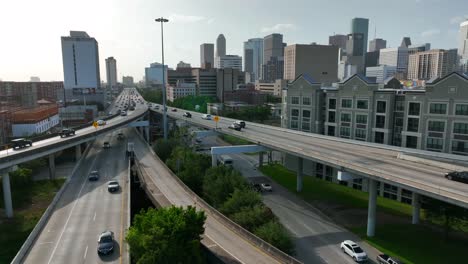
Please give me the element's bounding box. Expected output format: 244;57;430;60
2;170;13;218
412;192;420;224
367;178;377;237
297;157;303;192
258;152;264;167
48;153;56;180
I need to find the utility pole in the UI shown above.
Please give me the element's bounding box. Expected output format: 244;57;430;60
155;17;169;140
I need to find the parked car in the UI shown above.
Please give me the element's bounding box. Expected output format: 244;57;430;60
235;120;246;128
445;171;468;184
103;142;110;148
97;120;106;126
340;240;368;262
260;183;272;192
59;128;75;138
377;254;402;264
107;181;120;192
97;231;115;255
11;138;33;150
201;114;212;120
183;112;192;118
228;123;242;131
88;170;99;181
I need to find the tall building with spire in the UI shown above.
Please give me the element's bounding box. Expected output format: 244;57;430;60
215;34;226;58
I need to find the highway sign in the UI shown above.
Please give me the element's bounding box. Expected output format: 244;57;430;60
93;121;98;128
214;116;219;122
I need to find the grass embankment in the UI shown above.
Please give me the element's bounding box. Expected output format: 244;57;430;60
0;179;65;263
260;164;467;264
218;134;252;146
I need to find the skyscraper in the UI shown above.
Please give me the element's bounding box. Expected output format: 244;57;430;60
329;34;348;50
216;34;226;58
61;31;102;103
379;47;409;78
244;38;263;81
200;43;214;69
244;49;253;73
346;33;365;56
262;34;284;81
407;49;458;80
369;38;387;52
105;57;117;90
400;37;412;48
458;20;468;71
215;55;242;71
350;18;369;53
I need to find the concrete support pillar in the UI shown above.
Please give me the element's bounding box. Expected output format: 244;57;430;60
259;152;264;167
412;192;420;225
145;127;150;143
211;154;217;167
2;171;13;218
75;144;82;161
49;153;56;180
297;157;303;192
367;178;377;237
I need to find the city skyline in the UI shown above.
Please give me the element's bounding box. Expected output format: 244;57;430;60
1;0;467;82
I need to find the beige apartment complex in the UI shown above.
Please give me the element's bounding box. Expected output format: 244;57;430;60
407;49;458;80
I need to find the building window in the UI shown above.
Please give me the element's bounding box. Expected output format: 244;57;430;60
427;121;445;132
427;138;443;151
406;136;418;148
302;97;311;105
327;126;335;136
383;184;398;200
291;109;299;129
291;96;299;105
452;141;468;155
454;123;468;134
376;101;386;113
352;178;363;190
341;99;352;108
328;98;336;110
328;111;336;123
429;103;447;115
356;114;367;124
455;104;468;116
408;102;421;116
357;100;368;109
355;129;366;140
302;110;311;131
395;100;405;111
375;132;384;143
340;127;351;138
407;118;419;132
401;189;413;204
341;113;351;122
376;115;386;128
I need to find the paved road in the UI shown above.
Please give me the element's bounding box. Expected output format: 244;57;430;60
130;130;282;264
157;107;468;209
23;130;130;264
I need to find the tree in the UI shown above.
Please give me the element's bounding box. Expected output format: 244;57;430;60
170;95;216;113
254;221;295;255
202;166;247;207
153;138;178;162
126;206;206;264
229;204;273;231
220;188;262;215
138;88;163;104
9;168;33;187
422;197;468;240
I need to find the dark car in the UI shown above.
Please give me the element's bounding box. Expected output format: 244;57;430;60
171;108;177;112
103;142;110;148
250;183;262;192
183;112;192;118
445;171;468;184
97;231;115;255
117;132;125;140
11;138;33;150
88;170;99;181
228;123;242;131
59;128;75;138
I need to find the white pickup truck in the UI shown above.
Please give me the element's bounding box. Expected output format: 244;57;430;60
377;254;402;264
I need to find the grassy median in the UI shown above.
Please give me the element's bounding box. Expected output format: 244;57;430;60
260;164;467;264
218;134;252;146
0;178;65;263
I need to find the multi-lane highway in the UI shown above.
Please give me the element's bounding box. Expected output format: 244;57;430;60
155;107;468;209
23;130;130;264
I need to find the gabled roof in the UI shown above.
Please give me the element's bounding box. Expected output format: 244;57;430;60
426;71;468;85
340;74;376;85
290;73;321;85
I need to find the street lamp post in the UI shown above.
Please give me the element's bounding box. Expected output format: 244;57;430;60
155;17;169;140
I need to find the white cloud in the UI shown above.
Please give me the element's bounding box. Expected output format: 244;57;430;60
261;23;296;33
450;15;468;25
167;13;208;23
421;29;440;38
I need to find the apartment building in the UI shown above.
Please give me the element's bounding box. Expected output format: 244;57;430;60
407;49;458;80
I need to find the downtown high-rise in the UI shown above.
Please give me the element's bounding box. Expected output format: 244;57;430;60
244;38;263;81
459;20;468;72
200;43;214;69
105;56;117;90
350;18;369;53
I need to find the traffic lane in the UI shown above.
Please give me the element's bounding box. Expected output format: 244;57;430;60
130;130;281;264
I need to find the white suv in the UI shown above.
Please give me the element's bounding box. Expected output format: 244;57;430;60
340;240;368;262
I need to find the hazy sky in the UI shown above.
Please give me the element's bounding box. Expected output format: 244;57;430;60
1;0;467;82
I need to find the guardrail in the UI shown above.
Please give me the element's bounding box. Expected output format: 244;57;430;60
11;140;94;264
134;131;302;264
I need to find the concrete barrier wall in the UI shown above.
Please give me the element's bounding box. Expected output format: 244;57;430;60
11;141;94;264
397;153;467;172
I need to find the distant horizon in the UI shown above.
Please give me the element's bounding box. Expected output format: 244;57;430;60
0;0;467;82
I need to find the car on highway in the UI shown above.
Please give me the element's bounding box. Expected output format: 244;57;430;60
183;112;192;118
120;110;127;116
117;132;124;140
11;138;33;150
107;181;120;192
260;183;272;192
97;230;115;255
59;128;75;138
377;254;402;264
340;240;368;262
444;171;468;184
228;123;242;131
201;114;212;120
103;142;110;148
129;106;135;111
171;108;177;112
154;105;160;110
88;170;99;181
97;120;106;126
235;120;246;128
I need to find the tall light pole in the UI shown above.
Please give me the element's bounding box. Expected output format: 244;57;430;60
155;17;169;140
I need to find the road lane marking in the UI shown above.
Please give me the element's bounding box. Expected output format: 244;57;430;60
93;211;96;222
83;245;88;259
